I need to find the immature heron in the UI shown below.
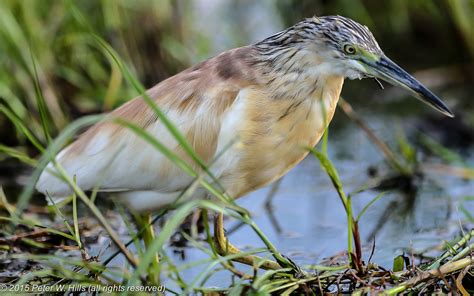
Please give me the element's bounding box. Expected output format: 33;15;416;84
36;16;453;267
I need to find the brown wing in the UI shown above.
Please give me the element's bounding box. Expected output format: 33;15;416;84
36;46;259;197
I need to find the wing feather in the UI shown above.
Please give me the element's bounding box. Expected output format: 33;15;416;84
36;46;258;197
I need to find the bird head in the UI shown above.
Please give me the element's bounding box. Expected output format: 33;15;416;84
292;16;454;117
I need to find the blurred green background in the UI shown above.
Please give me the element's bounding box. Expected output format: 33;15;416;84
0;0;472;177
0;1;473;290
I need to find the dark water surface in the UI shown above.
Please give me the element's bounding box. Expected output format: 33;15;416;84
87;96;472;289
1;1;473;291
159;105;473;287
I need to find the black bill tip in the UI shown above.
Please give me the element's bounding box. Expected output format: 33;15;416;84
372;56;454;118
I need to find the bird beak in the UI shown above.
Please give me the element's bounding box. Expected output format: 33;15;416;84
362;56;454;117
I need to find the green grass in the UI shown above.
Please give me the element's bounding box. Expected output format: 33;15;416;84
0;1;473;295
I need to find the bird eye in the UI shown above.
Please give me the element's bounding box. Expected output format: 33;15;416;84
343;44;356;55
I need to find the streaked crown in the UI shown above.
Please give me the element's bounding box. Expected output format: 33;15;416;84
256;15;383;56
315;16;383;55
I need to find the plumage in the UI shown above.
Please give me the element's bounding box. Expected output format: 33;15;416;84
37;46;258;206
36;16;452;211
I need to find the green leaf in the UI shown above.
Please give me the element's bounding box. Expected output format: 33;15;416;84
0;144;37;166
392;255;405;272
29;48;53;144
419;134;465;165
0;104;45;152
356;192;386;222
396;126;416;164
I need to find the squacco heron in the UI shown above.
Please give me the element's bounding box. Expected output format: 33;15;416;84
36;16;453;268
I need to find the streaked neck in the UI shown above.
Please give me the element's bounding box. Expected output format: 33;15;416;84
252;45;342;103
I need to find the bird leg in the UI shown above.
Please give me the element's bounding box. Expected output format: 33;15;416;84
134;212;160;284
213;212;281;270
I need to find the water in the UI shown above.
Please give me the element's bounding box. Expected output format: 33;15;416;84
4;97;470;289
155;107;472;287
5;1;472;288
75;92;472;289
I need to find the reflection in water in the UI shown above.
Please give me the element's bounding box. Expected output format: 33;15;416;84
143;5;473;284
82;108;472;290
263;179;284;234
67;3;473;282
158;110;472;286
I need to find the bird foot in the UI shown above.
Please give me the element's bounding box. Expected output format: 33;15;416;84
213;212;281;270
